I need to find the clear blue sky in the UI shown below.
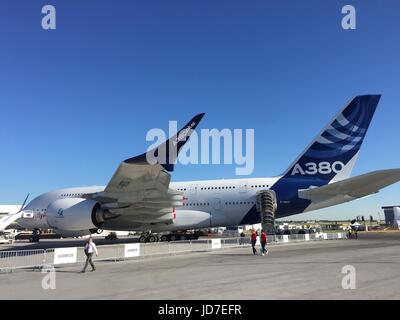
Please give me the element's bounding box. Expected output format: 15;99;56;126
1;0;399;220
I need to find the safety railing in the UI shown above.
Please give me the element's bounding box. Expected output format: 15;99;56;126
0;232;346;271
0;249;47;270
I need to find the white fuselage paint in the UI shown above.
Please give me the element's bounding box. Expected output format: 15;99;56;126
16;177;280;232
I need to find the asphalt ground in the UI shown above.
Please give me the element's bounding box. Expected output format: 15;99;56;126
0;232;399;299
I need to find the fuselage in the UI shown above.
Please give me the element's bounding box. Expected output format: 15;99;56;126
18;175;315;232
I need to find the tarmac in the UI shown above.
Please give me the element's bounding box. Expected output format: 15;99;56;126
1;232;400;299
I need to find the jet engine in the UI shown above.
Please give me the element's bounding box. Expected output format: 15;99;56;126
46;198;117;231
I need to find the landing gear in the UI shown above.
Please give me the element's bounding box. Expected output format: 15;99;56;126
148;234;158;242
89;228;103;235
139;232;159;243
256;190;277;235
29;229;41;242
139;231;152;243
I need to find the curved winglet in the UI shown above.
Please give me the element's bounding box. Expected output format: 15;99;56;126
124;113;205;172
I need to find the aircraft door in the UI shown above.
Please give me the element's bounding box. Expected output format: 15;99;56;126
210;198;227;227
188;184;198;196
213;198;222;210
239;182;248;193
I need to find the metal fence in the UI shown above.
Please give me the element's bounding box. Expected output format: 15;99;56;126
0;249;47;270
0;232;346;271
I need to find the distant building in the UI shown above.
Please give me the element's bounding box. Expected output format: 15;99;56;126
382;206;400;228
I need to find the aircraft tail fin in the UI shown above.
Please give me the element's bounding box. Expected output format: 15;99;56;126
282;95;381;182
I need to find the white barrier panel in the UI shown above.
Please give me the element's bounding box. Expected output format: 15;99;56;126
124;243;140;258
323;233;328;240
283;235;289;243
337;233;342;239
211;239;222;249
54;247;77;265
305;234;310;241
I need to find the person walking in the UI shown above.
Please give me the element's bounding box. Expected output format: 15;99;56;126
347;226;353;239
239;231;246;245
251;229;258;255
81;237;98;273
260;230;268;256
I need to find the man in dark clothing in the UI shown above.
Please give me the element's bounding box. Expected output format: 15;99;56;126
251;229;258;255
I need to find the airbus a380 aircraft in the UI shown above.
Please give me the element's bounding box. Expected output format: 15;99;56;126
3;95;400;238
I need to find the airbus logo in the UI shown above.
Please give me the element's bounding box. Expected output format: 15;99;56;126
173;121;197;146
57;208;64;218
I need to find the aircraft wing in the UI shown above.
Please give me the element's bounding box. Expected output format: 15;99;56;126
89;113;205;223
0;212;23;231
299;169;400;211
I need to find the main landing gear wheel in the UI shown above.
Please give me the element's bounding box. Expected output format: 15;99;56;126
29;229;41;242
139;232;159;243
148;235;157;242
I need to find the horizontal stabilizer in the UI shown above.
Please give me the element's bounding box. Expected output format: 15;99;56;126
299;169;400;211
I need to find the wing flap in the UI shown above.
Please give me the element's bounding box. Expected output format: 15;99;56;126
104;163;171;194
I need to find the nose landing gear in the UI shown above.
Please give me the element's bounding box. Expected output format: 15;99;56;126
29;229;41;242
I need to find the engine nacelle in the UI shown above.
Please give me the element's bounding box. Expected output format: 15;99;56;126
47;198;108;231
